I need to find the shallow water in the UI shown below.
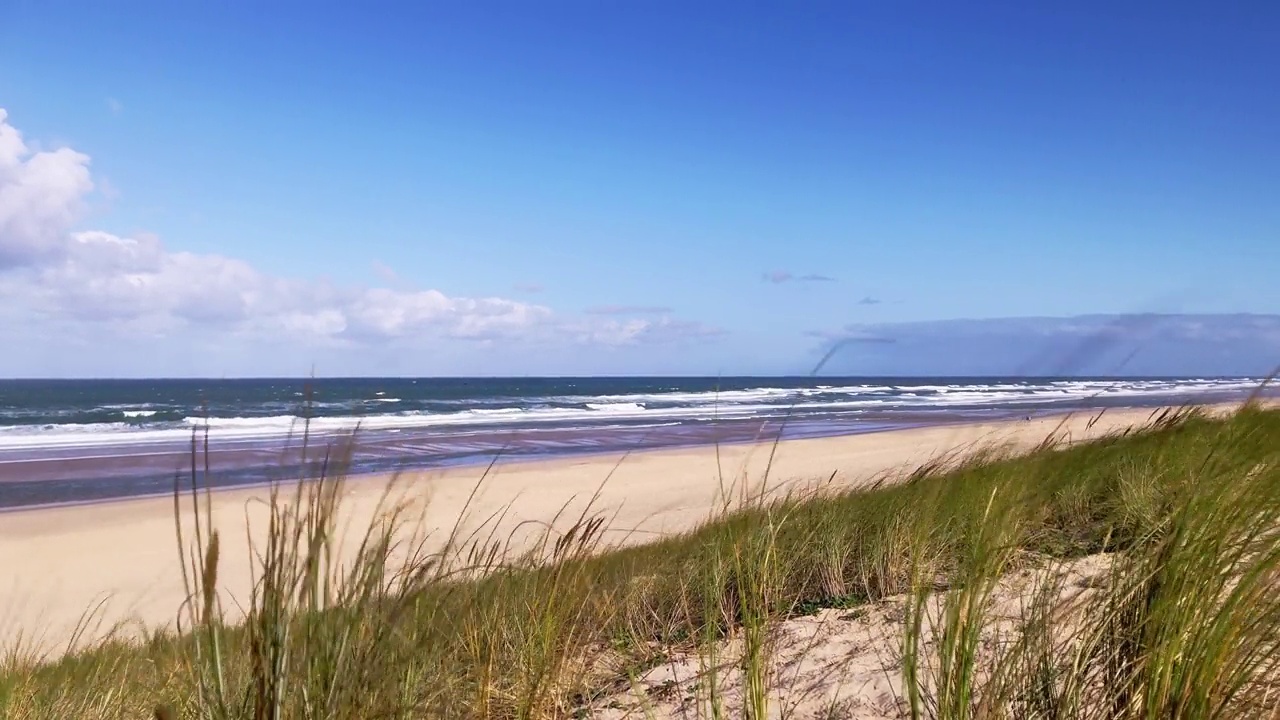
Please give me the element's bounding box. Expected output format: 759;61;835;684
0;376;1265;508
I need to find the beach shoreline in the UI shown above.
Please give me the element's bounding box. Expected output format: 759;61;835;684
0;402;1251;655
0;415;950;515
1;376;1266;510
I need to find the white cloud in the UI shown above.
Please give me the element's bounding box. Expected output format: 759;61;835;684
0;109;94;267
572;316;724;347
4;227;554;343
341;287;552;341
0;108;720;361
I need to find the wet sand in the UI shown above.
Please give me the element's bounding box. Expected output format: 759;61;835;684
0;406;1205;655
0;411;1023;508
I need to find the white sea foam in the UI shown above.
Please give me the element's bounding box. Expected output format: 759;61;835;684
549;379;1261;411
0;378;1264;452
0;403;763;450
573;387;798;406
584;402;647;413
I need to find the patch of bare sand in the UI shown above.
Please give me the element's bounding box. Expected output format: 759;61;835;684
592;554;1114;720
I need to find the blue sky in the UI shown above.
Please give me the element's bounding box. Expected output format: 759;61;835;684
0;2;1277;376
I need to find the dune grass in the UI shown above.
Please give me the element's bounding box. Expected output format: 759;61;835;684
2;403;1280;718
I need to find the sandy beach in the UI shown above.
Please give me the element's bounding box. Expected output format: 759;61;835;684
0;406;1195;655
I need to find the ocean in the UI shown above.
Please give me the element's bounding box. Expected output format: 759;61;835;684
0;376;1266;509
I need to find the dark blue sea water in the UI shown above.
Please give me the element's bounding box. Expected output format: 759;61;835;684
0;376;1265;509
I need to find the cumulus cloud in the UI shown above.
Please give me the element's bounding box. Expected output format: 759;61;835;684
3;227;555;343
763;270;837;284
0;109;94;267
0;109;721;360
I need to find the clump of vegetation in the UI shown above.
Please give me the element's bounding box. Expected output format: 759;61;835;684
2;402;1280;718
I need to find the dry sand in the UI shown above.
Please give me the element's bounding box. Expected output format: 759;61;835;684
0;406;1181;655
592;553;1115;719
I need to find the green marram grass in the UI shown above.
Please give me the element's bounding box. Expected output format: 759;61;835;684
2;403;1280;718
